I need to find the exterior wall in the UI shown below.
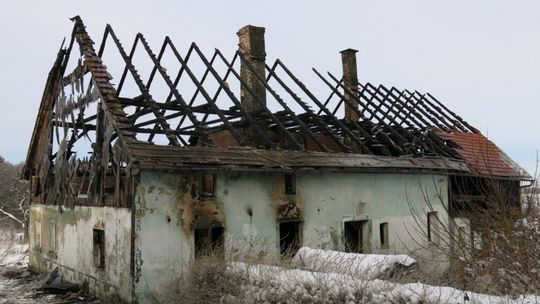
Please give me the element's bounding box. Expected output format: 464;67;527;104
300;172;449;271
132;173;192;303
134;170;449;303
28;204;132;301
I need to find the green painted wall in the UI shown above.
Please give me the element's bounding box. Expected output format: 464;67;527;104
299;172;448;253
134;170;449;303
133;173;191;303
217;171;282;255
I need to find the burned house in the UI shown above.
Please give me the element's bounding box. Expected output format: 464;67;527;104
23;17;529;303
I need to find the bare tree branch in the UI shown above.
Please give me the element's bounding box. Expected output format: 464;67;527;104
0;205;25;227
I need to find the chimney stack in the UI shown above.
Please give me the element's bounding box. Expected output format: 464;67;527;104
340;48;360;122
237;25;267;113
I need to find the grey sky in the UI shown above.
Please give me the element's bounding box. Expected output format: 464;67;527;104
0;0;538;175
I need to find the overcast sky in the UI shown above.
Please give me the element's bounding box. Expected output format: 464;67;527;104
0;0;538;175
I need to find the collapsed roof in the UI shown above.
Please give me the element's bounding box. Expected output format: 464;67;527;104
23;17;529;180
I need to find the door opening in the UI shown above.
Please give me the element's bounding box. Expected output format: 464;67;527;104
194;226;225;258
344;220;370;253
279;220;301;257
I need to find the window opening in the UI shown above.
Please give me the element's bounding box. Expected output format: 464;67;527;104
201;174;215;197
93;228;105;268
379;222;389;248
427;212;440;244
284;174;296;195
458;226;467;247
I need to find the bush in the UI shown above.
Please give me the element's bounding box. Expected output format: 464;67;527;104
403;175;540;297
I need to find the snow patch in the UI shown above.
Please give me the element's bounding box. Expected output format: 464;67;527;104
292;247;416;279
0;242;28;267
228;262;539;304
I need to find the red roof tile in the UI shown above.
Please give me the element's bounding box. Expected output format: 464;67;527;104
434;130;526;178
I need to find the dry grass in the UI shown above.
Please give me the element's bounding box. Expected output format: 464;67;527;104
174;246;432;304
176;253;241;304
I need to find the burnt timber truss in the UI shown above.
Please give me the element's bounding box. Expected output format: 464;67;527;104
23;17;529;207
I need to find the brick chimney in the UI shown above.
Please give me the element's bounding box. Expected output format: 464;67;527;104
340;48;360;122
237;25;267;113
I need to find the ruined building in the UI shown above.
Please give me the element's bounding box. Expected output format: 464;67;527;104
23;17;529;303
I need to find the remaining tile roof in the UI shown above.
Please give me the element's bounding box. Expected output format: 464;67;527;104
434;130;528;178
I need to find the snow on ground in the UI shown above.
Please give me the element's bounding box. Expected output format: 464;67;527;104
292;247;416;279
228;261;539;304
0;233;100;304
1;237;538;303
0;236;49;304
0;242;28;268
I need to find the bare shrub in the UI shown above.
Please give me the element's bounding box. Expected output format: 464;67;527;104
176;248;241;304
176;251;475;304
0;156;28;233
174;243;447;304
402;173;540;297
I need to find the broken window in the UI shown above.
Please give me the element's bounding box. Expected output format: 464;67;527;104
284;174;296;195
93;228;105;269
279;220;301;257
471;228;494;253
344;220;370;253
201;174;216;197
379;222;389;248
472;230;483;250
427;212;440;244
457;226;467;247
194;226;225;258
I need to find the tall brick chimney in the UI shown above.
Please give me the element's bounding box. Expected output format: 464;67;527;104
340;48;360;122
237;25;267;113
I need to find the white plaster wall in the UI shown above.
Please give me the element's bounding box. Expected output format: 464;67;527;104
29;204;132;301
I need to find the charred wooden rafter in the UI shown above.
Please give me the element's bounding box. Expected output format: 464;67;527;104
29;17;489;179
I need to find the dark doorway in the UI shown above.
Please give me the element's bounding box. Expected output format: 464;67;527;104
344;220;369;253
279;220;301;257
194;226;225;258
